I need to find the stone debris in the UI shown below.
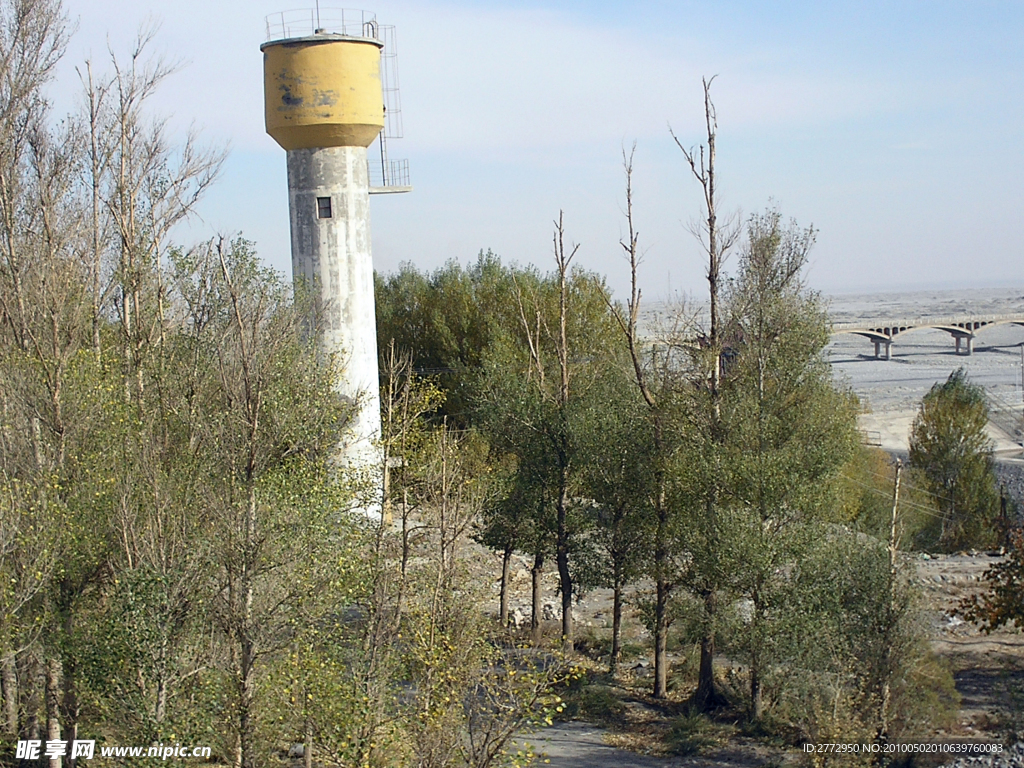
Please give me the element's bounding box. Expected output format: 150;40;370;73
508;606;527;630
938;742;1024;768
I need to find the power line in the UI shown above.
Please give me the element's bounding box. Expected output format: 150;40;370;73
858;467;953;507
840;474;948;522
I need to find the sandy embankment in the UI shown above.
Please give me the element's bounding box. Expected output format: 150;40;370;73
858;410;1023;457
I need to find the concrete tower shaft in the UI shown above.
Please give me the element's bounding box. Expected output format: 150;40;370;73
287;146;380;467
261;17;387;479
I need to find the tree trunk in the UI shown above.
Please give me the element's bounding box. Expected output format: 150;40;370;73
499;544;512;626
750;666;762;722
879;462;902;740
653;486;670;698
381;451;392;527
61;660;79;768
749;592;764;723
610;580;623;675
557;550;572;653
155;675;167;725
654;578;669;698
553;218;575;654
46;655;61;768
60;598;78;767
19;654;41;741
694;590;718;711
556;484;573;652
237;648;255;768
2;650;18;737
531;551;544;647
237;485;257;768
303;711;313;768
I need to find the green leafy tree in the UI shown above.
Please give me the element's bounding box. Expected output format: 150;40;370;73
771;531;958;743
475;464;537;627
473;216;620;651
842;446;942;545
375;251;527;425
574;365;656;672
909;368;999;550
713;208;859;721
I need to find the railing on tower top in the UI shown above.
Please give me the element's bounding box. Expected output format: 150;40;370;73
265;8;380;42
265;8;411;193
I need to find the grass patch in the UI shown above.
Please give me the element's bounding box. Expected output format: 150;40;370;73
665;711;725;756
564;683;626;724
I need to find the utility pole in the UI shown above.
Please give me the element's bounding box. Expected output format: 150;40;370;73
999;485;1009;549
879;459;902;741
888;461;902;575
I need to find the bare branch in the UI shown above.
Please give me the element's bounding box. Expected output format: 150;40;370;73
610;144;656;410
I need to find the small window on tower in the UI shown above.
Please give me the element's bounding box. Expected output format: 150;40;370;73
317;197;332;219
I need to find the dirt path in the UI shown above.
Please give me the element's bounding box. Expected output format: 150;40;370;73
517;722;672;768
518;722;784;768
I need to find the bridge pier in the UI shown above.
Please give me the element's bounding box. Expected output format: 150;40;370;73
874;339;892;360
954;334;974;355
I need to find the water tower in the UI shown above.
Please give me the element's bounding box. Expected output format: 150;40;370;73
262;9;408;483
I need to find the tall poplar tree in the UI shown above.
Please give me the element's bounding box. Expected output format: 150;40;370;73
717;209;858;720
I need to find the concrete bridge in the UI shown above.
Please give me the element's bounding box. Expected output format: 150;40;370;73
833;313;1024;359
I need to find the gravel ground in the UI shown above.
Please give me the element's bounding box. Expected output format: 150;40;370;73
516;723;671;768
938;743;1024;768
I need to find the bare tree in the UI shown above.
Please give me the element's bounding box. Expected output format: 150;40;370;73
0;0;71;354
93;28;224;401
551;213;578;652
202;238;348;768
670;77;738;711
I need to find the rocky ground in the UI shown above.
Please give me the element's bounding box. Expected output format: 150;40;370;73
939;742;1024;768
917;551;1024;739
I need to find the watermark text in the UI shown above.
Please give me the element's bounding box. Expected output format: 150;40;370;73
16;740;212;760
804;743;1003;755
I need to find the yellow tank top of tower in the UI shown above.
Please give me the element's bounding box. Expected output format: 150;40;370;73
262;30;385;151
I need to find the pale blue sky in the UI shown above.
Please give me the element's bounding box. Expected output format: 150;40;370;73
53;1;1024;300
